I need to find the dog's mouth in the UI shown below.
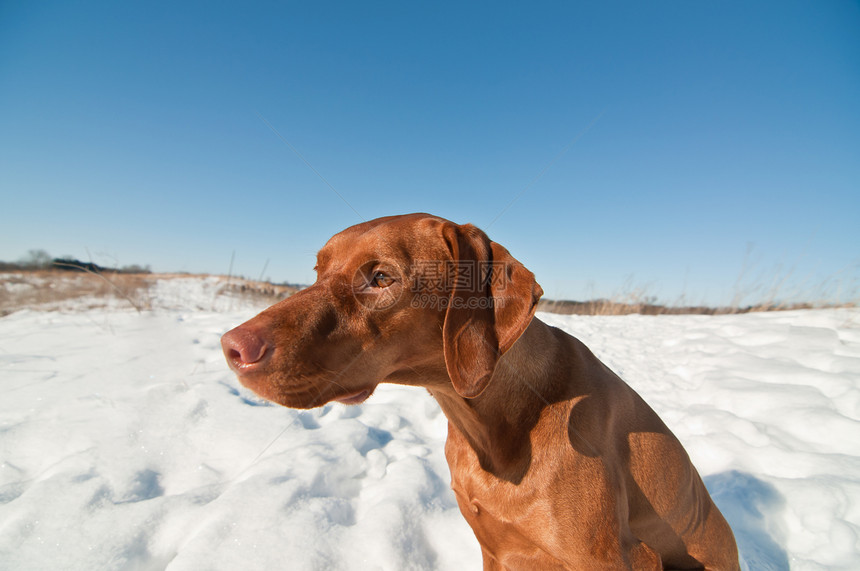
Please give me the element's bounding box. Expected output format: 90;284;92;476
232;367;375;408
334;389;371;405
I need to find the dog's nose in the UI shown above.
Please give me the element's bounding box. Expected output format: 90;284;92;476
221;326;270;371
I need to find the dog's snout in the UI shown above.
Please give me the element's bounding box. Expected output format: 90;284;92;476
221;326;270;371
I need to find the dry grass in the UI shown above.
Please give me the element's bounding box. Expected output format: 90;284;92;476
534;297;844;316
0;270;300;316
1;269;852;317
536;263;858;316
217;277;299;307
0;270;156;316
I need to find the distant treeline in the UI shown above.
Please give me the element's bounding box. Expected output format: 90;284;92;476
51;258;152;274
0;250;151;274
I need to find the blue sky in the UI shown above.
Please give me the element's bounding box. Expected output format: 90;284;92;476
2;1;858;306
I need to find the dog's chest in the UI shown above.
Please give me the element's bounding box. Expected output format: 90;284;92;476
449;472;571;569
445;432;570;569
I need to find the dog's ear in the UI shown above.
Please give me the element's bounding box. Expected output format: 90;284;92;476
441;224;543;398
490;241;544;354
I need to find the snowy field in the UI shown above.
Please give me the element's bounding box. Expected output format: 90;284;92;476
1;276;859;570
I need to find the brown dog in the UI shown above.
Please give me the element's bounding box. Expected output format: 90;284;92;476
221;213;740;570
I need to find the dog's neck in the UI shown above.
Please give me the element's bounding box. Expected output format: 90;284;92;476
429;319;574;483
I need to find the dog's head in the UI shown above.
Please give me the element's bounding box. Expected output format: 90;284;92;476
221;213;542;408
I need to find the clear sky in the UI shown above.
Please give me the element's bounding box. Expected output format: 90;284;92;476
2;1;858;306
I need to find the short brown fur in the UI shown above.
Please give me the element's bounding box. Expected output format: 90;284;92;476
222;213;740;570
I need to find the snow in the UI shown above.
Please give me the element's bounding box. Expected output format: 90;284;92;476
1;276;859;570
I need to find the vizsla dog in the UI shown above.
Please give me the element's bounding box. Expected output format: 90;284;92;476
221;213;740;570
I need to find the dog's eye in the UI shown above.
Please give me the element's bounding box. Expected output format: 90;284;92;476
371;271;394;288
